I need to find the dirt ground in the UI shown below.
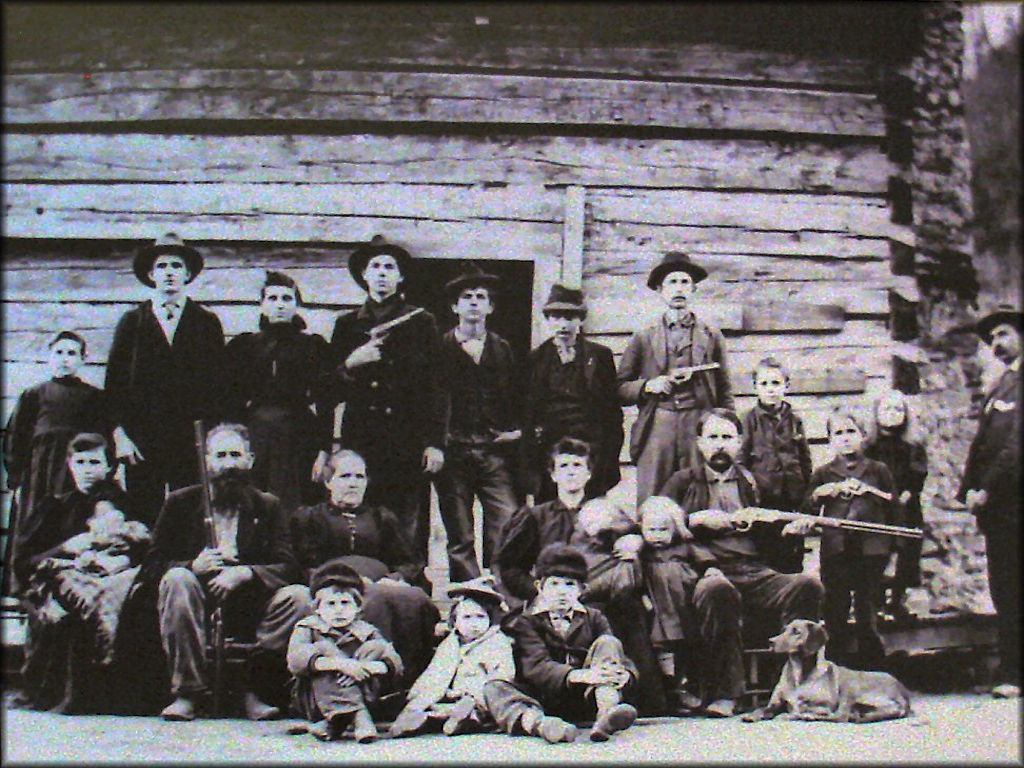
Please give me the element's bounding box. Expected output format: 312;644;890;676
2;692;1019;764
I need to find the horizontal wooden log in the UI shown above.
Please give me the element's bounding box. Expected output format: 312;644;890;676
585;250;892;285
4;70;886;137
2;134;893;194
585;295;845;335
2;301;343;339
591;319;893;356
588;189;893;236
583;274;893;318
4;8;886;89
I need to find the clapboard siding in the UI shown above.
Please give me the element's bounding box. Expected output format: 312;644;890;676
4;70;886;138
3;134;892;194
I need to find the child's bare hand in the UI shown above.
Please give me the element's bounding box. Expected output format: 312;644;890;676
336;658;370;682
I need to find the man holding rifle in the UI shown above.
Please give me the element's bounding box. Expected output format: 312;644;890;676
618;252;734;505
326;237;446;584
129;423;309;722
659;409;823;717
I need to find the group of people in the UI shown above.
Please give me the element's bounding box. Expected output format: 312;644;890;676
3;231;1019;740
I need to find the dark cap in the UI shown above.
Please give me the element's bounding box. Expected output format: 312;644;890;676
541;284;587;318
444;262;501;302
975;304;1024;343
534;543;588;583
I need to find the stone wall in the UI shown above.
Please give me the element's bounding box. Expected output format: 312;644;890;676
893;2;997;617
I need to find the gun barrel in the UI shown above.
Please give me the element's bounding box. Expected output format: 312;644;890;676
369;307;424;337
193;420;218;549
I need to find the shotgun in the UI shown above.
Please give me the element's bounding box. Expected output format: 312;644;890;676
193;420;225;716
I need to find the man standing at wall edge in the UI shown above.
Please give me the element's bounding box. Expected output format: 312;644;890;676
958;304;1022;700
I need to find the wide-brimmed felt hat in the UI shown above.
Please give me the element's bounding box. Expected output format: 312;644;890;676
448;575;507;610
133;232;204;287
444;262;502;302
647;251;708;289
348;235;413;291
975;303;1024;343
309;558;365;598
534;543;588;582
541;284;587;318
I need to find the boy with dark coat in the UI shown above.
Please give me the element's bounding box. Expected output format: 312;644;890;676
483;544;639;743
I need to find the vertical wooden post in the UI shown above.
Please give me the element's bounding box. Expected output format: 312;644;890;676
561;185;585;289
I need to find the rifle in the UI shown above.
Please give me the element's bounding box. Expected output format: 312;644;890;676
816;477;893;502
367;307;425;342
670;362;720;378
193;420;224;716
727;506;923;539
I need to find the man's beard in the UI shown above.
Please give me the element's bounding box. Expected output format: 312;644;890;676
211;468;253;507
706;450;734;473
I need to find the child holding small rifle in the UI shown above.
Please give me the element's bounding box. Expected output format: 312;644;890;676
803;408;897;670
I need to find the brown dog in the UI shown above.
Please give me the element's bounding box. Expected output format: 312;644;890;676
742;619;912;723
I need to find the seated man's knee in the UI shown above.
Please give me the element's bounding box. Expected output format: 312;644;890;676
270;583;313;613
694;574;740;609
588;633;626;661
159;566;202;597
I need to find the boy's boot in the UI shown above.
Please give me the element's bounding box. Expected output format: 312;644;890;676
389;706;430;738
520;707;577;743
352;707;378;743
590;685;637;741
161;696;197;721
442;695;479;735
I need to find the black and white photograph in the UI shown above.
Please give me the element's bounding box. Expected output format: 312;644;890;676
1;2;1020;762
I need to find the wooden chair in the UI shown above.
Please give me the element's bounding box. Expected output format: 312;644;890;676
205;607;257;718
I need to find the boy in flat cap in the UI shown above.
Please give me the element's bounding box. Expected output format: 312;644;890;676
104;233;226;525
288;561;403;742
959;304;1022;699
325;237;446;584
521;284;623;504
483;543;639;743
617;252;733;506
435;263;522;583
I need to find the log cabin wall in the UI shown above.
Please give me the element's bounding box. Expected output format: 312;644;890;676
2;3;926;537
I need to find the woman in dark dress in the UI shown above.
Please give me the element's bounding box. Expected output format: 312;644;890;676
12;433;143;714
3;332;109;596
224;271;333;512
290;449;440;691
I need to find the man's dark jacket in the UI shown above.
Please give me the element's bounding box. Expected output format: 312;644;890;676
327;296;445;469
958;366;1022;533
104;299;225;468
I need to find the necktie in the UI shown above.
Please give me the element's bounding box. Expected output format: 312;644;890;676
163;301;178;322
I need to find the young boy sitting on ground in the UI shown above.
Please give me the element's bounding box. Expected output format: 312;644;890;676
390;576;515;738
287;561;403;742
482;543;639;743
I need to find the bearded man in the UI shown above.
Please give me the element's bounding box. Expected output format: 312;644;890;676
120;423;310;721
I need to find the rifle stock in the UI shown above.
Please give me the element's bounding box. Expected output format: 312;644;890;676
193;420;218;548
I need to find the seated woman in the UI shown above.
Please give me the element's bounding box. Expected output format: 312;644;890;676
10;432;147;713
290;448;440;694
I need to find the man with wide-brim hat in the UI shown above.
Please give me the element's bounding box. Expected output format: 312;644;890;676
105;232;225;524
521;284;623;505
617;250;733;506
435;262;522;584
959;302;1022;699
324;236;445;589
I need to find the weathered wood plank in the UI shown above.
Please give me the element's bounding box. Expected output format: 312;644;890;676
4;8;886;89
561;186;585;287
590;319;893;356
4;70;886;137
585;295;845;335
588;189;893;236
2;134;893;194
583;274;893;317
585;250;891;286
1;301;343;339
587;231;890;264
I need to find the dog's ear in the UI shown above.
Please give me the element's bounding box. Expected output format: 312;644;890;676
804;620;828;655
